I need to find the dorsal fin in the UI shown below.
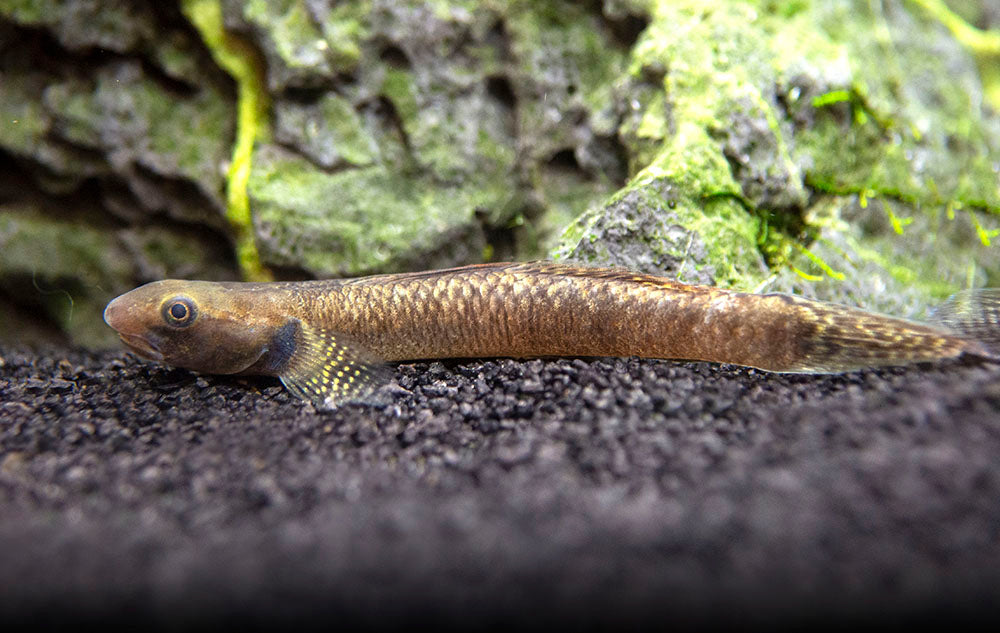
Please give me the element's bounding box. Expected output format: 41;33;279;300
341;261;700;292
506;262;701;291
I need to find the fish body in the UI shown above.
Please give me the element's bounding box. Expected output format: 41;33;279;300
103;262;998;407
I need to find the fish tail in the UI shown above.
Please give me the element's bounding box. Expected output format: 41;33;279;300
776;292;997;373
928;288;1000;361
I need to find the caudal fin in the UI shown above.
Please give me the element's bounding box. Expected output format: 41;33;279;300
929;288;1000;360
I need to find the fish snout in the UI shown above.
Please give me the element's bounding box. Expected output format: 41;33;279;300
103;295;128;332
104;295;165;361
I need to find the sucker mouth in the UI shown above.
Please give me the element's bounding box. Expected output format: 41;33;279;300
118;332;163;361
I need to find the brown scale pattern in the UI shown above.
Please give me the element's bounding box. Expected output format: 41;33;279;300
277;263;976;372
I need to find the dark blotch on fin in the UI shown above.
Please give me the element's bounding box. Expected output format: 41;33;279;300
279;322;389;408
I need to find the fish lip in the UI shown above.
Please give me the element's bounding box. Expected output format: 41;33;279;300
117;332;163;361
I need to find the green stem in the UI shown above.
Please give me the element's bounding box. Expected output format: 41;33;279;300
180;0;272;281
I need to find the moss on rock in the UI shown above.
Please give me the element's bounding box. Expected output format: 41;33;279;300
274;93;377;168
226;0;369;90
555;0;1000;315
3;0;999;347
244;0;637;275
250;145;505;275
0;4;239;347
555;177;764;287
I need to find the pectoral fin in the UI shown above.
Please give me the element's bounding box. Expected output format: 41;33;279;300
278;322;389;408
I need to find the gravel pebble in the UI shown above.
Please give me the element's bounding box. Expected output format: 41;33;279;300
1;346;999;627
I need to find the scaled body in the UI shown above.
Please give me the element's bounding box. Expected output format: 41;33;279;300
103;262;995;407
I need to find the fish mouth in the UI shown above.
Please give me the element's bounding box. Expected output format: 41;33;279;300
117;332;163;361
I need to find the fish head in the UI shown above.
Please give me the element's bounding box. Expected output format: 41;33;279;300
103;280;284;375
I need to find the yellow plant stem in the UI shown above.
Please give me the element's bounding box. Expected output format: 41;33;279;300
908;0;1000;109
181;0;272;281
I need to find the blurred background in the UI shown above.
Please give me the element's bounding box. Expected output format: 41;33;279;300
1;0;998;348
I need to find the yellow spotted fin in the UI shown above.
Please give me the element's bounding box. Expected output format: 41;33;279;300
279;322;389;408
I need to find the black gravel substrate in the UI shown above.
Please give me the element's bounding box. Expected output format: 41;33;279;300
2;346;1000;629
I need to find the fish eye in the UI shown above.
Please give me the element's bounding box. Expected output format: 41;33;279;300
162;296;197;328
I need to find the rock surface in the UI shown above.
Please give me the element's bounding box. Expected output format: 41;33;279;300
556;0;1000;316
2;345;1000;626
2;0;998;346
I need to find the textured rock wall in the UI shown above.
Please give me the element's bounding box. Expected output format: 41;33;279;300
1;0;998;346
237;0;637;276
555;0;1000;317
0;2;242;346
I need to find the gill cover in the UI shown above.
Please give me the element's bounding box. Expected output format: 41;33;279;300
104;280;276;376
105;279;390;408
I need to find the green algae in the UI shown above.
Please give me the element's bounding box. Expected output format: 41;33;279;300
40;62;233;217
0;3;247;346
555;173;765;288
0;0;49;22
274;93;377;168
240;0;369;84
501;0;636;252
0;72;51;156
505;0;630;147
780;0;1000;310
243;0;635;274
243;0;332;80
766;194;1000;317
556;1;779;289
507;0;625;126
313;1;370;74
249;146;511;275
0;0;145;51
555;0;1000;315
5;0;1000;349
379;66;421;142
